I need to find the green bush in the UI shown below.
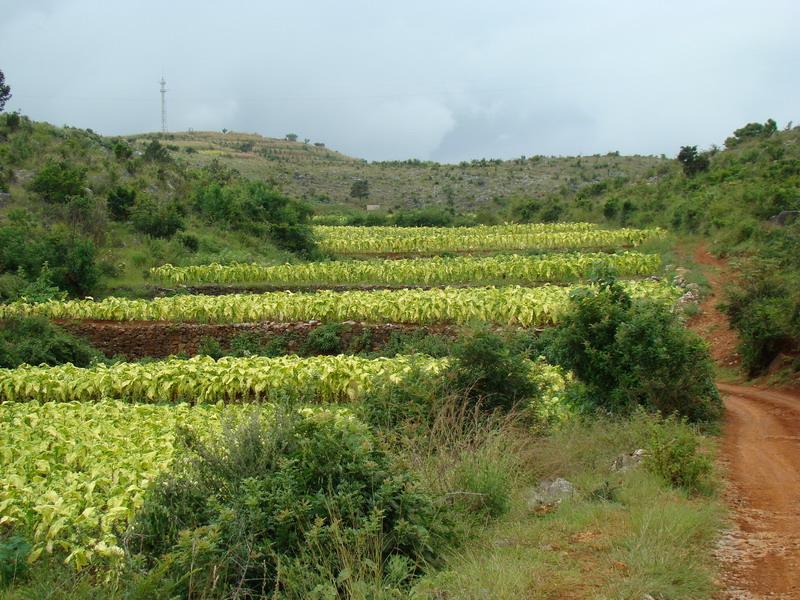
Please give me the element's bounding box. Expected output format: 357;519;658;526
449;330;538;412
0;317;101;368
196;336;223;359
107;186;137;221
644;416;713;494
537;276;721;422
723;270;799;375
112;141;133;160
300;322;343;355
0;536;31;586
393;207;454;227
0;221;99;297
142;140;171;163
29;161;87;204
127;409;444;598
192;180;317;256
131;196;184;239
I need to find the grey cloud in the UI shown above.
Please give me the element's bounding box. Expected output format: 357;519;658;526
0;0;798;161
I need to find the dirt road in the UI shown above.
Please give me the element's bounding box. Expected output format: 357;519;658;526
717;383;800;598
687;245;800;598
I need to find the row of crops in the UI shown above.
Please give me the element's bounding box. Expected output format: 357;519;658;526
315;225;664;254
1;281;679;327
0;354;448;404
150;251;660;286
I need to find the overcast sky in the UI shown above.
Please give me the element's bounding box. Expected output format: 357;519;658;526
1;0;798;162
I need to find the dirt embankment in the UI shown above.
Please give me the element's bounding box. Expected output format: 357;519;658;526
59;320;455;360
689;244;800;599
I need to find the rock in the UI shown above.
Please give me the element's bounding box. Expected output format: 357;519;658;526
526;477;574;512
0;191;10;205
611;449;646;472
769;210;799;226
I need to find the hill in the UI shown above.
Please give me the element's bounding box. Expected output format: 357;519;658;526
126;129;667;211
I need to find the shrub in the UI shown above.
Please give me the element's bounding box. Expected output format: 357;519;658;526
0;317;101;368
112;141;133;160
723;269;799;375
300;322;343;355
131;196;184;238
537;274;721;422
677;145;711;177
449;330;538;413
127;409;444;597
29;161;87;204
393;207;453;227
177;232;199;252
142;140;171;163
0;221;99;297
192;180;317;256
0;536;31;586
196;336;223;359
644;415;713;494
107;186;137;221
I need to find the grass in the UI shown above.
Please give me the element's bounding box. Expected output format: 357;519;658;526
413;413;724;599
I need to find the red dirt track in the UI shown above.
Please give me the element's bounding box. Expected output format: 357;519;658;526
689;245;800;598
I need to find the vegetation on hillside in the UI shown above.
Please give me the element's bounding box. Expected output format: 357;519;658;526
517;120;800;378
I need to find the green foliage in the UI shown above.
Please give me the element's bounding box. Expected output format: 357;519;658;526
107;186;136;222
142;139;171;163
0;220;99;297
393;206;454;227
300;322;344;355
196;336;223;359
127;409;444;598
192;179;317;256
14;264;66;303
677;145;710;177
537;275;721;422
4;111;20;131
350;178;369;199
644;416;713;494
29;161;87;204
725;118;778;148
0;536;31;586
112;141;133;160
0;317;100;369
0;68;10;112
723;266;799;375
452;445;512;519
449;330;539;412
131;196;184;239
177;232;199;252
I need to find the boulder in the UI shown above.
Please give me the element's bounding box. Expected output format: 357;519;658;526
526;477;574;513
610;449;646;473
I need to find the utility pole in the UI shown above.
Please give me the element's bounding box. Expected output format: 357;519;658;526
159;76;167;133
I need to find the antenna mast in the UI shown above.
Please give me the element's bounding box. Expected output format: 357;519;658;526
159;76;167;133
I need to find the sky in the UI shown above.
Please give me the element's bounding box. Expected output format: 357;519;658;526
1;0;798;162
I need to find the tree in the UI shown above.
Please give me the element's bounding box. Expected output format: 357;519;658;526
350;178;369;199
724;119;778;148
0;69;11;112
677;145;710;177
285;133;298;142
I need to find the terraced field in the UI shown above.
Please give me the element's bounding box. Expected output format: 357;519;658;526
0;222;672;571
